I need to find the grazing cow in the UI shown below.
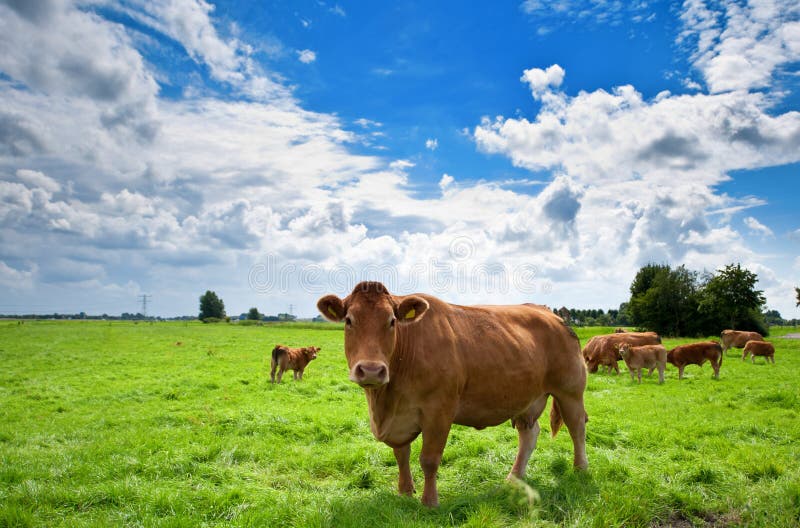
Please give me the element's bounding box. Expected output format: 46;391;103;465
270;345;320;383
618;343;667;384
584;332;662;374
666;341;723;379
317;281;588;507
742;340;775;363
721;330;764;354
614;327;627;333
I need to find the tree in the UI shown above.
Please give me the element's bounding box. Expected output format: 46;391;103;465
199;290;225;320
796;287;800;307
698;263;765;331
247;307;261;320
629;264;700;336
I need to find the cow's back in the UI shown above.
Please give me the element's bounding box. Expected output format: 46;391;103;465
394;298;584;429
722;330;764;348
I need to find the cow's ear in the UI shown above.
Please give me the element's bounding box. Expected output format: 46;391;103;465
317;295;346;322
396;296;429;324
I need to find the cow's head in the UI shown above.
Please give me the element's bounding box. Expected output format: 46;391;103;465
317;281;429;388
617;343;630;359
305;346;320;360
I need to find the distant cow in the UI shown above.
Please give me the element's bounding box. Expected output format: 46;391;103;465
584;332;662;374
667;341;723;379
614;328;627;333
270;345;320;383
721;330;764;354
619;343;667;384
742;340;775;363
317;281;588;507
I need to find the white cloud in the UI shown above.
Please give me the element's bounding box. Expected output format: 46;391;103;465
15;169;61;194
679;0;800;94
425;138;438;150
439;173;454;190
297;49;317;63
744;216;774;237
0;261;36;290
521;64;564;95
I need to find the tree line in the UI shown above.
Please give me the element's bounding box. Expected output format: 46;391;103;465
198;291;296;323
558;263;798;336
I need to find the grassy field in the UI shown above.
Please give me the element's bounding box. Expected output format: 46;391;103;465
1;320;799;527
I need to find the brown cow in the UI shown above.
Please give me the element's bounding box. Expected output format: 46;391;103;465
721;329;764;354
742;340;775;363
317;281;588;507
614;327;627;333
666;341;723;379
584;332;662;374
618;343;667;384
270;345;320;383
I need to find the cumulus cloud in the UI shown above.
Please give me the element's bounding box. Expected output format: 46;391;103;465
425;138;438;150
297;49;317;63
474;59;800;307
521;64;564;96
439;173;454;190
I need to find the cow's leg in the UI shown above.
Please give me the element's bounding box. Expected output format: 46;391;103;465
508;394;547;480
270;359;277;383
657;363;664;384
678;365;685;380
628;367;635;382
554;394;588;470
711;359;720;379
276;364;285;383
393;443;415;496
613;362;619;374
419;420;452;507
647;366;655;377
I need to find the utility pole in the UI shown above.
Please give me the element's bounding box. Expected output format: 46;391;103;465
289;304;294;317
138;294;152;318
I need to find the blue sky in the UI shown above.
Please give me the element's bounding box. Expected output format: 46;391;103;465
0;0;799;318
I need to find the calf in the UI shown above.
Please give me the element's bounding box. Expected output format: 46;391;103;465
584;332;662;374
742;340;775;363
721;330;764;354
666;341;722;379
270;345;320;383
618;343;667;384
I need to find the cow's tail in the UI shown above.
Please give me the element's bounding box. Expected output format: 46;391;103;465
550;397;564;438
715;341;723;366
271;345;286;363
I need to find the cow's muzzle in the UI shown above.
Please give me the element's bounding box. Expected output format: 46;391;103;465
351;361;389;387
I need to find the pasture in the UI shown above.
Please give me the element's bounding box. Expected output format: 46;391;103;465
1;321;799;527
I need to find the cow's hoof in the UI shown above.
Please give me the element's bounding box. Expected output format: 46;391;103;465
421;495;439;508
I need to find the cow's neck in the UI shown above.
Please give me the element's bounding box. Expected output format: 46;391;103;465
362;336;418;440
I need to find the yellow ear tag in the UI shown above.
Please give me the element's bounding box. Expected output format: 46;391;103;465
328;306;338;318
405;308;416;319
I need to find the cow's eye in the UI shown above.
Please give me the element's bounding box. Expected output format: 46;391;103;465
389;317;396;328
345;317;352;327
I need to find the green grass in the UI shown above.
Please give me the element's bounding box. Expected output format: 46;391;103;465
1;321;799;527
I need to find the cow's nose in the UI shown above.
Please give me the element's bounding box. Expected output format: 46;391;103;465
351;361;389;386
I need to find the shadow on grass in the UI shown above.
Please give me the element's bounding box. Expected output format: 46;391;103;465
323;465;599;527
